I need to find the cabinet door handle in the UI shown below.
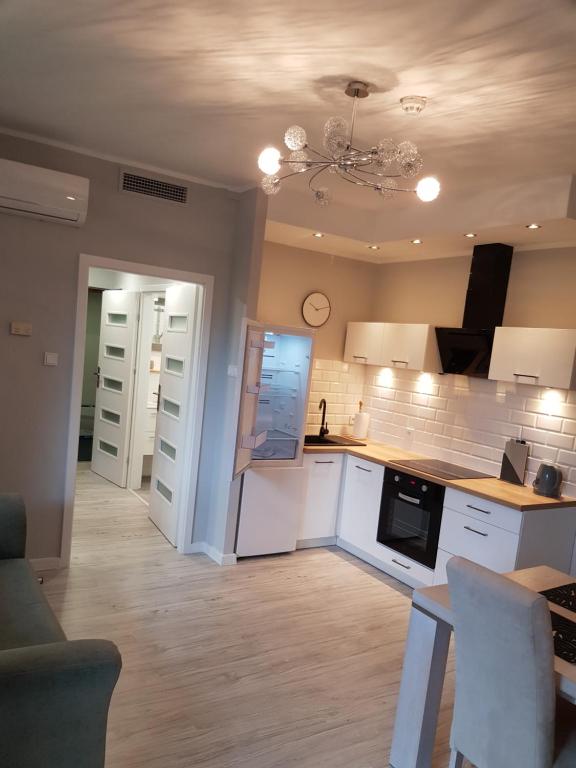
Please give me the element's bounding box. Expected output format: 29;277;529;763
466;504;491;515
352;355;368;360
464;525;488;537
392;558;411;570
391;359;409;366
314;460;335;464
513;372;539;380
398;492;421;505
355;465;372;473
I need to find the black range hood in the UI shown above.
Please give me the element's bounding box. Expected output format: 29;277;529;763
436;243;513;378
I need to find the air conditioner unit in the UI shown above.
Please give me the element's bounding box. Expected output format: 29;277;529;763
0;158;89;226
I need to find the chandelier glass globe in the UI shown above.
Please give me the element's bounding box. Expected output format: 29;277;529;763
261;175;281;195
416;176;441;202
284;125;307;151
257;147;281;176
288;150;309;173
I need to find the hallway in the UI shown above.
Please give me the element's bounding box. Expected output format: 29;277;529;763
41;466;457;768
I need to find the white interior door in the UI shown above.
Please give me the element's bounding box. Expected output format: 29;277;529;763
148;283;199;545
91;290;140;486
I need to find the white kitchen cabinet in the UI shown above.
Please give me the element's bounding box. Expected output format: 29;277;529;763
343;322;385;365
236;467;306;556
380;323;441;373
488;327;576;389
433;487;576;584
337;456;385;557
344;322;440;372
298;453;344;545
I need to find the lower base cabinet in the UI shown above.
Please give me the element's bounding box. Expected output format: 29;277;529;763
337;456;385;557
297;454;343;545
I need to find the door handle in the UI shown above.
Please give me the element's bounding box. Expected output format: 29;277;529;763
392;558;411;570
355;465;372;473
398;492;421;505
93;366;101;388
155;384;162;412
464;525;488;537
466;504;491;515
314;461;335;464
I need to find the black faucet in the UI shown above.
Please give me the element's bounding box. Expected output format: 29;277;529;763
319;398;329;438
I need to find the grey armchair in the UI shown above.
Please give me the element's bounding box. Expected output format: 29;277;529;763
0;493;122;768
447;556;576;768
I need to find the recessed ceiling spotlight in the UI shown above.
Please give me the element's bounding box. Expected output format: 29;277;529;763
66;195;76;201
312;232;324;238
464;232;477;238
526;223;541;229
410;239;423;244
367;244;380;250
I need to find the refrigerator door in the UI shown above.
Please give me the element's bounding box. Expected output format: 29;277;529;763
233;324;314;478
250;327;314;468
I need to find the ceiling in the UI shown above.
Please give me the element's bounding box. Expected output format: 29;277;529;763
266;218;576;264
1;0;576;204
2;0;576;259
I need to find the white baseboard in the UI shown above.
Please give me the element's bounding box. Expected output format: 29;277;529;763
187;542;237;566
30;557;62;572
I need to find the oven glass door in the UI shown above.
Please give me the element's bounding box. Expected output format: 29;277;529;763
378;487;441;568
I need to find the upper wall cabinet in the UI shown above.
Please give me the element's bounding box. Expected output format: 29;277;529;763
380;323;440;373
488;327;576;390
344;322;385;365
344;322;440;373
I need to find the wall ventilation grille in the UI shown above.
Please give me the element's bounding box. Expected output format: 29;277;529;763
121;171;188;204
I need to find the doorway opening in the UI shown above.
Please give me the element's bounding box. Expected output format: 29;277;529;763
62;255;213;567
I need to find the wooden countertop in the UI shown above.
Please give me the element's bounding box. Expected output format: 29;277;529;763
304;439;576;511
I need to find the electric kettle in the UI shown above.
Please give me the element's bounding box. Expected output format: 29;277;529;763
533;464;563;498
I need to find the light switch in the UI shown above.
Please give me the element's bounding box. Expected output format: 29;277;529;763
10;321;32;336
43;352;59;367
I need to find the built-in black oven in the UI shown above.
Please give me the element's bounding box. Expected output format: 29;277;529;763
377;468;445;569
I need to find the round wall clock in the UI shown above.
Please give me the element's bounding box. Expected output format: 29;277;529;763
302;291;331;327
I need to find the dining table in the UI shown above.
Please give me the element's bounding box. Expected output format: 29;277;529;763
389;565;576;768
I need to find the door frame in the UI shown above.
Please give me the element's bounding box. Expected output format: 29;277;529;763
61;253;214;567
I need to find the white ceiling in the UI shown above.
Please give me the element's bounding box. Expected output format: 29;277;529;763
266;218;576;264
1;0;576;204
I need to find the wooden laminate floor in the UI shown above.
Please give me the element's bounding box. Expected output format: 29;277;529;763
42;465;459;768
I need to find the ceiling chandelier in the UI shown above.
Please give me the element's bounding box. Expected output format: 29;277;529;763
257;81;440;205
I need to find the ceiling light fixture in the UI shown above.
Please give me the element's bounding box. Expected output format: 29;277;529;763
464;232;477;238
257;81;440;206
410;239;423;244
367;244;380;250
312;232;324;238
526;223;541;229
66;195;76;201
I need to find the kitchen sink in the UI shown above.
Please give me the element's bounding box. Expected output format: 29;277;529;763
304;434;367;447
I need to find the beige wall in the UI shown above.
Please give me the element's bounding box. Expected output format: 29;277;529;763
0;134;264;560
504;247;576;327
374;255;472;326
257;242;379;359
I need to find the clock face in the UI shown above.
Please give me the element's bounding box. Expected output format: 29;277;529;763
302;292;331;327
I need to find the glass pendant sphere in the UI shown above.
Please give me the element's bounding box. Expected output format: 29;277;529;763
324;116;348;139
313;187;331;206
288;149;309;173
324;133;348;159
257;147;281;175
416;176;441;202
376;138;397;165
397;140;418;161
377;177;398;198
399;154;423;178
284;125;307;151
261;175;281;195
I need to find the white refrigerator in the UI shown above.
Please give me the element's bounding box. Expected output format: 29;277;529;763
233;323;315;556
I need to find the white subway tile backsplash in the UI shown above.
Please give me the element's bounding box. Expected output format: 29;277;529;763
308;360;576;495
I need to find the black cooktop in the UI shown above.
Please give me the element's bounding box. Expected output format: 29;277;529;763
392;458;492;481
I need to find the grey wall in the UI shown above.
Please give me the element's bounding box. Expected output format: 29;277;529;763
0;133;265;560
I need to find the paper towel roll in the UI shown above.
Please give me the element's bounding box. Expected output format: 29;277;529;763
353;411;370;440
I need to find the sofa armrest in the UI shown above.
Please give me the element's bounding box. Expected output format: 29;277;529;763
0;493;26;559
0;639;122;768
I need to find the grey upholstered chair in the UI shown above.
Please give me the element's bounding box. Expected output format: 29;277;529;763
446;557;576;768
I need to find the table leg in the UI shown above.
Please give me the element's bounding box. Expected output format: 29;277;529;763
389;605;452;768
